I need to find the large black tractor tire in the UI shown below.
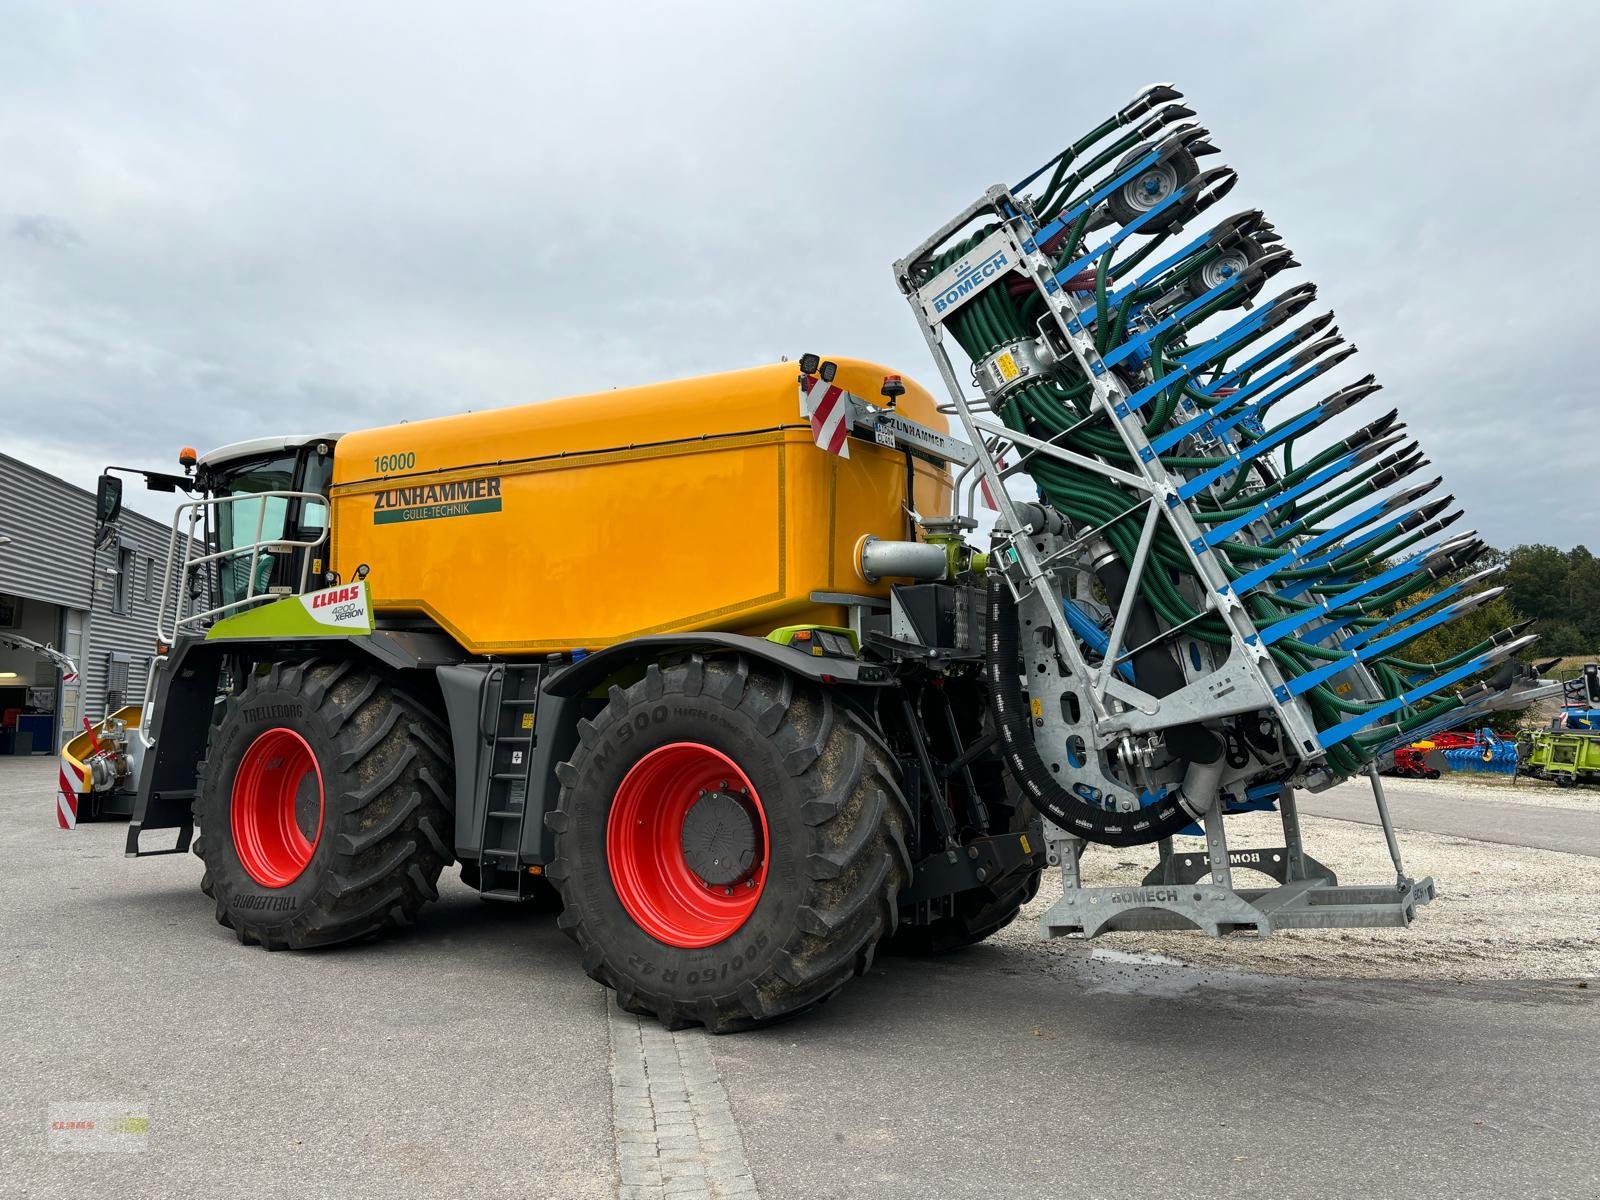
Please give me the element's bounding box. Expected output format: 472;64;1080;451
546;655;910;1033
194;659;454;950
885;801;1043;956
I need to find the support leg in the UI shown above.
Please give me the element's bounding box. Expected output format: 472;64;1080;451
1059;832;1084;890
1201;801;1233;890
1151;836;1177;884
1366;764;1408;888
1279;784;1308;881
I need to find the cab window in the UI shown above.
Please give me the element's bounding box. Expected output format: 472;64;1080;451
295;453;332;536
213;454;297;607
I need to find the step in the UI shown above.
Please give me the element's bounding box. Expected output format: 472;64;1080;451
478;887;526;903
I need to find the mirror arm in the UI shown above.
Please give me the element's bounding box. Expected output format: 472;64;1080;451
101;465;201;495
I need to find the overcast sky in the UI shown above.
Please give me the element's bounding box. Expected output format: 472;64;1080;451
3;1;1597;547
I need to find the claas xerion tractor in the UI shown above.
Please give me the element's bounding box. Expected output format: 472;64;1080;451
83;83;1555;1031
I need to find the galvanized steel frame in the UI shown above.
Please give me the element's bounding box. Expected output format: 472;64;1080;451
1036;778;1433;938
893;187;1325;761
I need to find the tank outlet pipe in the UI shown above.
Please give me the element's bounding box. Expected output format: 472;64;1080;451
855;536;949;584
1004;502;1068;538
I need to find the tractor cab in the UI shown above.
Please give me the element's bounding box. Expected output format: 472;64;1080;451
192;436;340;612
94;434;342;640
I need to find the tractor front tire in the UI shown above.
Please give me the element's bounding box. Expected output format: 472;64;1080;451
194;659;454;950
547;656;910;1032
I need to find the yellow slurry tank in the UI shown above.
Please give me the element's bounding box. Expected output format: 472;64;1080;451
330;358;952;653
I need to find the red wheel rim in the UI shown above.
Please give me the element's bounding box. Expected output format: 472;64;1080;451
606;742;769;949
231;727;324;888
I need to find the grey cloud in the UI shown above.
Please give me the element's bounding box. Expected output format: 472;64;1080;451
0;0;1597;547
11;214;81;248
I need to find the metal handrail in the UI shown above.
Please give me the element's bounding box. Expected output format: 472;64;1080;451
154;491;331;646
136;653;165;749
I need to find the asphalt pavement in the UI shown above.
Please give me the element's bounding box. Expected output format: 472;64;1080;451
1300;775;1600;857
2;756;1595;1200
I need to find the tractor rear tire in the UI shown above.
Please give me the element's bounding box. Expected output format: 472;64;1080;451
194;659;454;949
546;655;910;1032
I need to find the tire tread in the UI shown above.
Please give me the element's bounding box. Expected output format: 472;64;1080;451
549;654;910;1032
194;658;453;950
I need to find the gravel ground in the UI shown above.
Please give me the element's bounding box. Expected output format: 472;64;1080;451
1003;804;1600;983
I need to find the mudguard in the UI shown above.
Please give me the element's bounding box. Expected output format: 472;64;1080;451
542;632;891;698
124;627;464;857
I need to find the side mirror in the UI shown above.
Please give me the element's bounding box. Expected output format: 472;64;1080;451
95;474;123;526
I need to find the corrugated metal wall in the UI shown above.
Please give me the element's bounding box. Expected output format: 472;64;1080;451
0;452;93;611
0;452;192;741
83;510;189;716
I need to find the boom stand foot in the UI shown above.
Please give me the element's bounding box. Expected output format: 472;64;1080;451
1041;792;1434;940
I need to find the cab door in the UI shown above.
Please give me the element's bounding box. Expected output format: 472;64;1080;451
208;442;336;607
289;443;335;589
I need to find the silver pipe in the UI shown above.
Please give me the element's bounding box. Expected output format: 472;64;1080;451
856;537;948;584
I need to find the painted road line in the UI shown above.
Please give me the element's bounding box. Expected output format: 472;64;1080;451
607;994;760;1200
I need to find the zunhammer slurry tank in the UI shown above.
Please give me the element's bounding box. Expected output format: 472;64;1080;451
77;83;1555;1031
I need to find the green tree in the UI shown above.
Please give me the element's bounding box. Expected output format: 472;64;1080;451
1498;543;1600;656
1502;543;1570;624
1378;556;1530;734
1564;546;1600;649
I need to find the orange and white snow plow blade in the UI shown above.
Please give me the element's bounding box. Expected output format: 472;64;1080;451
58;706;143;829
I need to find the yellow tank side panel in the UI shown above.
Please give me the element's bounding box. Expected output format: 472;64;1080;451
329;358;953;654
332;359;947;488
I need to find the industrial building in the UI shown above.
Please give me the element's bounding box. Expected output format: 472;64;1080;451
0;450;179;755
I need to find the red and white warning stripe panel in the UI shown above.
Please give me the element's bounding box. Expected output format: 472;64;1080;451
979;454;1009;510
797;371;977;468
58;761;84;830
799;374;853;458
